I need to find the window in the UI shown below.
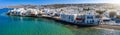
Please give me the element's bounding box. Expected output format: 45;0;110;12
87;16;93;19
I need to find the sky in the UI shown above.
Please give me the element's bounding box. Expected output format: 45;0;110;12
0;0;120;6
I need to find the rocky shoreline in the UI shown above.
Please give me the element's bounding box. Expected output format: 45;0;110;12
5;3;120;30
92;24;120;30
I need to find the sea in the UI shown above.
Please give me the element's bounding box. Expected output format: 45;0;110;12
0;8;120;35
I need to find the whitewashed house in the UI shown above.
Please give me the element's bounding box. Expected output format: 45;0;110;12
60;13;77;23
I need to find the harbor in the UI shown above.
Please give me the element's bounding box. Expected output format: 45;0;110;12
6;4;120;26
0;8;120;35
6;8;101;26
1;0;120;35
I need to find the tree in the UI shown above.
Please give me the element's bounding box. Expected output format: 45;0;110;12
96;10;105;15
96;10;105;18
83;8;91;11
109;12;116;18
116;15;120;19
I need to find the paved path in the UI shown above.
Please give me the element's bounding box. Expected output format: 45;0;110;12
92;24;120;30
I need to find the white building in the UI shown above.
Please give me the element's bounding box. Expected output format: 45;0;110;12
8;8;26;16
84;12;100;25
60;11;101;25
60;13;77;23
25;8;39;16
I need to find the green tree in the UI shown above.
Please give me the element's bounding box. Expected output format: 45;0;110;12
96;10;105;15
116;15;120;19
96;10;105;18
109;12;116;18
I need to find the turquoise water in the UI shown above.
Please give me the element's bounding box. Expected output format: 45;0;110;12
0;8;120;35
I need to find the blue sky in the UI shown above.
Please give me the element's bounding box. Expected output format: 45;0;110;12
0;0;119;6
